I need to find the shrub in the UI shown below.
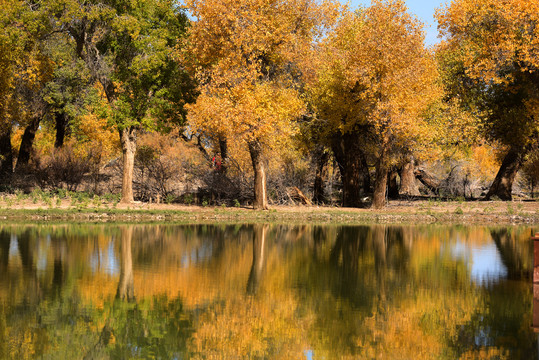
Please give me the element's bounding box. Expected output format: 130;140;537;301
33;145;101;191
133;138;183;201
183;193;194;205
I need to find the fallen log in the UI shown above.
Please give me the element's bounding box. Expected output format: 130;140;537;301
288;187;312;206
414;168;441;195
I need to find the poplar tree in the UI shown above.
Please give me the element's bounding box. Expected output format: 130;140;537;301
186;0;338;210
437;0;539;200
59;0;194;203
308;0;440;208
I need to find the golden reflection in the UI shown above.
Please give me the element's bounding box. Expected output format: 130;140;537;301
0;224;535;359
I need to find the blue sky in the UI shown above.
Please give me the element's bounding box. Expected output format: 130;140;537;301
343;0;446;46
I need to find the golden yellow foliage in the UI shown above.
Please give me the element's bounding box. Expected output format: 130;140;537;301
466;143;503;182
437;0;539;85
186;0;339;152
437;0;539;145
73;112;120;161
186;0;341;207
310;0;441;149
187;79;305;149
14;109;120;167
307;0;443;207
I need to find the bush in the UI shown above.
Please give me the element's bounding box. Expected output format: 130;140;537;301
33;145;101;191
132;133;187;202
182;193;194;205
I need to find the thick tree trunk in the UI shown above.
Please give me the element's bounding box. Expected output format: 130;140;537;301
119;127;137;203
248;140;268;210
331;132;370;207
313;148;329;204
54;112;68;148
16;116;41;169
399;156;420;196
372;143;389;209
485;145;525;201
116;226;134;302
246;224;268;295
0;125;13;180
218;136;228;173
387;168;399;200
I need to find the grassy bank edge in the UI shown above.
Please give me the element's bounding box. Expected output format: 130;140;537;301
0;207;538;225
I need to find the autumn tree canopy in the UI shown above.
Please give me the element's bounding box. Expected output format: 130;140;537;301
308;0;441;208
186;0;339;209
0;0;57;175
437;0;539;200
0;0;27;176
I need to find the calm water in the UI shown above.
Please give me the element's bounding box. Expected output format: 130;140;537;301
0;223;537;359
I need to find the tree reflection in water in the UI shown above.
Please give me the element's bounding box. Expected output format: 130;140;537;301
246;224;268;295
116;226;134;302
0;223;536;359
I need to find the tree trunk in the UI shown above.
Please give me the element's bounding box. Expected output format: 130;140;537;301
372;143;389;209
0;125;13;180
399;156;420;196
248;140;268;210
218;136;228;173
331;132;370;207
116;226;134;302
54;112;68;148
246;224;268;295
387;168;399;200
16;116;41;170
120;127;137;203
313;148;329;204
485;145;525;201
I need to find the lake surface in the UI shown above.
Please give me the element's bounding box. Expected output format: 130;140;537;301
0;223;537;359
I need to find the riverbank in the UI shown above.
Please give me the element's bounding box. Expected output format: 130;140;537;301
0;196;538;224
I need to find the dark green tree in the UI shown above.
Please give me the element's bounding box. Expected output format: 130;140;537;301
57;0;195;202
